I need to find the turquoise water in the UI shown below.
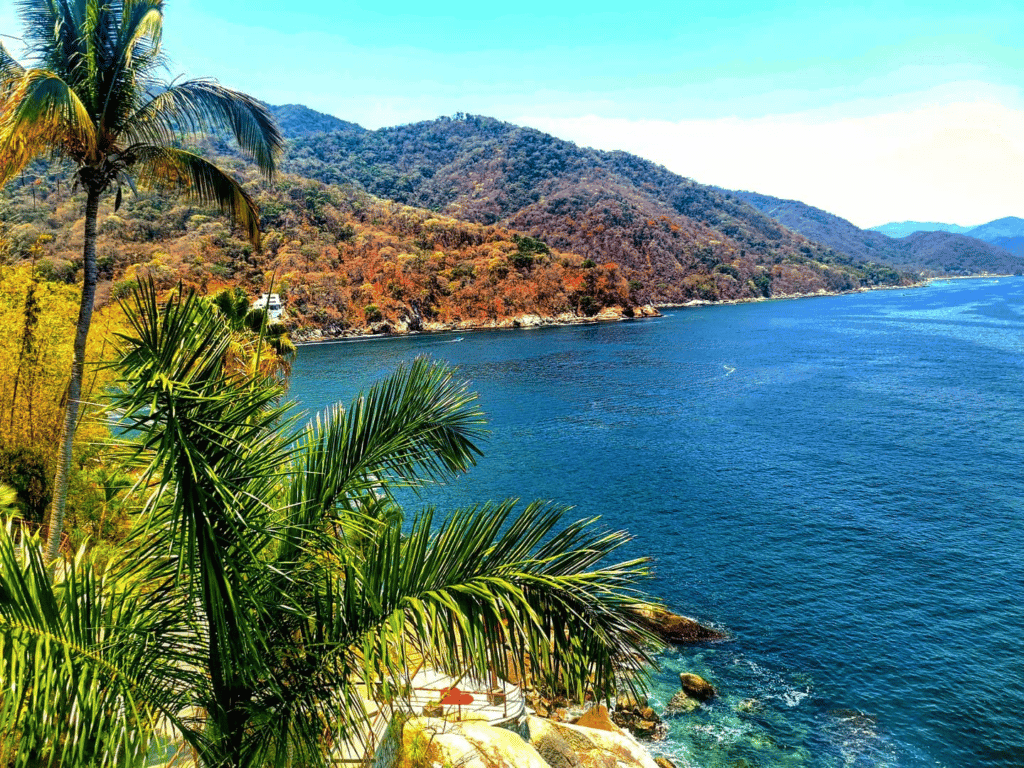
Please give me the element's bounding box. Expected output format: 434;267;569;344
288;278;1024;768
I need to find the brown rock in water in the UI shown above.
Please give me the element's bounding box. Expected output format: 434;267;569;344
628;604;725;643
616;693;649;712
655;758;678;768
679;673;716;702
663;691;700;716
612;694;667;740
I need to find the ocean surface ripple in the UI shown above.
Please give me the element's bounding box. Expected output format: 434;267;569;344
289;277;1024;768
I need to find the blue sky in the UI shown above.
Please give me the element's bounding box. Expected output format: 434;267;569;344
2;0;1023;227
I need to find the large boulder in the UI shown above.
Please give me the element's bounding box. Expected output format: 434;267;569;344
678;673;716;702
628;604;725;644
400;717;550;768
527;716;662;768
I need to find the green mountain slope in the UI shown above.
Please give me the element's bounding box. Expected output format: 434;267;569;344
280;113;912;303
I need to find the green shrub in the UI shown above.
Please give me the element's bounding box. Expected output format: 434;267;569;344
0;445;51;524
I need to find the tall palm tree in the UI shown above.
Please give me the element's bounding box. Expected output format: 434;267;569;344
0;283;659;768
0;0;284;562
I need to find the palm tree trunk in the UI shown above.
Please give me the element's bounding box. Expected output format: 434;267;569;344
45;185;101;562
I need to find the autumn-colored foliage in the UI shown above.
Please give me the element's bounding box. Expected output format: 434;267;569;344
282;112;915;302
0;259;127;539
1;152;633;336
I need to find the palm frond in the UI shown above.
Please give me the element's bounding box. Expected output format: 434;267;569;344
0;520;196;768
97;0;165;132
0;42;25;85
125;79;282;175
0;67;97;183
129;144;262;245
15;0;74;77
285;358;486;528
318;501;658;709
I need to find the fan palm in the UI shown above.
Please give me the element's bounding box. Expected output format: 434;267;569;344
0;0;284;562
0;283;660;768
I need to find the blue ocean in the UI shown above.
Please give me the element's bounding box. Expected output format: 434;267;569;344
288;277;1024;768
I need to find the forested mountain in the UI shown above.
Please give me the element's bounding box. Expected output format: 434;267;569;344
963;216;1024;257
869;221;971;238
281;113;912;303
0;150;634;336
730;191;1024;276
266;104;363;139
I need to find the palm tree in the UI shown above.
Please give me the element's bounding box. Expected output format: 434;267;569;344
210;285;297;365
0;283;659;768
0;0;284;562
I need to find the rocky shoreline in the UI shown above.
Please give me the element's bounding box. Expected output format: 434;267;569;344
289;277;957;346
396;606;723;768
291;304;663;345
656;279;928;310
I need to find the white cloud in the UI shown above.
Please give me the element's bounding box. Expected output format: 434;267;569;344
516;88;1024;229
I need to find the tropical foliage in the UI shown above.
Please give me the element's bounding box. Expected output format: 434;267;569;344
0;284;658;768
0;263;127;541
0;0;283;560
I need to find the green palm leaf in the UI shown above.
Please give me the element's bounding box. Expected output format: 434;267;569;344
286;357;486;525
340;501;658;701
130;145;263;245
0;521;199;768
125;79;283;174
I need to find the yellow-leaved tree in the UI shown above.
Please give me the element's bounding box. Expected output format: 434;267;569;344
0;0;283;560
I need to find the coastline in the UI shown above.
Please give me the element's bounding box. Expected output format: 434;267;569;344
290;274;1017;346
291;304;663;345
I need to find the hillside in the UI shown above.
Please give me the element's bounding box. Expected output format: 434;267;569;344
870;217;1024;258
964;216;1024;257
266;104;364;139
869;221;971;238
281;113;913;303
0;151;637;337
730;191;1024;276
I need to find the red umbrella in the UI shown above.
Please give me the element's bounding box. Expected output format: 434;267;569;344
440;686;475;719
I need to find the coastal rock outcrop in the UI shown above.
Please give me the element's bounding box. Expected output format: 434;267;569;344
663;691;700;716
527;715;662;768
575;704;619;733
611;694;666;739
399;714;666;768
627;604;726;644
401;717;550;768
678;673;716;702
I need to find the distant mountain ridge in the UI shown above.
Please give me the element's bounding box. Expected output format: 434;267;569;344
266;104;363;138
729;191;1024;276
276;111;912;303
870;221;971;238
962;217;1024;257
870;216;1024;258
